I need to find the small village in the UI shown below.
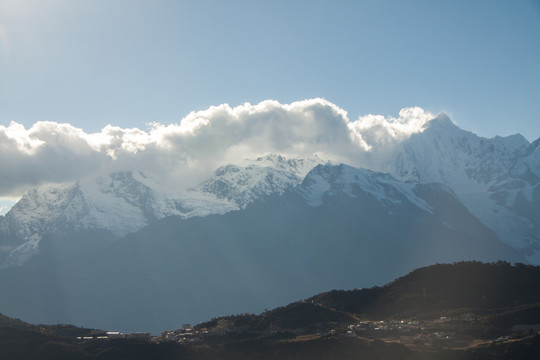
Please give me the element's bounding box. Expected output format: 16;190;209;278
75;313;540;351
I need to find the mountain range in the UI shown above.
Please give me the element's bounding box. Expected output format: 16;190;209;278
0;113;538;333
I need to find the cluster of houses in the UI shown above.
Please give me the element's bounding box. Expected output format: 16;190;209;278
348;319;421;334
159;319;246;342
342;316;539;348
160;323;204;343
76;312;540;348
342;315;477;345
76;330;151;341
347;315;474;334
75;320;232;343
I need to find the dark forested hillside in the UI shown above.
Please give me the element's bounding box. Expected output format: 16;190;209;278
310;261;540;318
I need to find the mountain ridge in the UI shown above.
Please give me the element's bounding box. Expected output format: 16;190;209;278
0;165;525;333
2;113;539;266
0;114;539;332
0;156;324;267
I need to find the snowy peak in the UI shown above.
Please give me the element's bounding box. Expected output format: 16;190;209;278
197;156;324;207
382;116;540;262
91;171;160;220
0;182;89;266
389;115;531;189
2;171;234;238
7;182;88;237
198;164;298;207
423;112;456;131
299;163;432;212
3;173;154;241
247;154;323;178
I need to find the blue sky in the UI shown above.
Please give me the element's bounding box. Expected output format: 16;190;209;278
1;0;539;139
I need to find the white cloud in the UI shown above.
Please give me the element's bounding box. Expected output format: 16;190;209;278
348;106;433;149
0;99;436;197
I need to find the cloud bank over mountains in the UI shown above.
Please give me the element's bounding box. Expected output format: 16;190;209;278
0;99;435;197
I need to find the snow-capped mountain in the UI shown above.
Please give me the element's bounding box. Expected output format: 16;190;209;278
1;114;539;269
198;155;323;207
0;162;523;333
382;114;540;262
299;163;432;212
0;155;323;267
387;114;531;189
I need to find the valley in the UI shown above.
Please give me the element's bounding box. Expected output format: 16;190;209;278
2;262;540;359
